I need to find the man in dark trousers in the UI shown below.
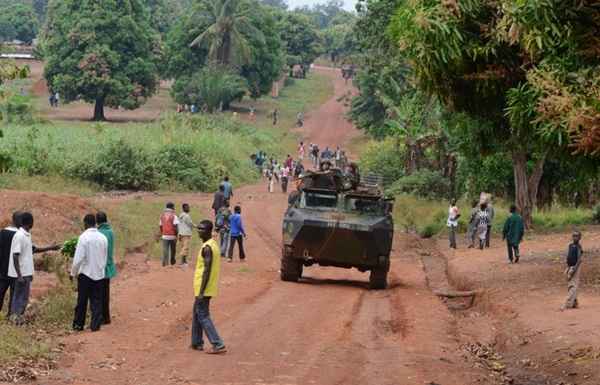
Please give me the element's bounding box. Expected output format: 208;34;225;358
227;205;246;263
212;185;226;216
502;205;525;263
191;220;226;354
96;212;116;325
0;212;21;315
71;214;108;332
562;231;583;311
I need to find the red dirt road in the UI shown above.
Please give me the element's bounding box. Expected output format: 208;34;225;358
42;68;484;385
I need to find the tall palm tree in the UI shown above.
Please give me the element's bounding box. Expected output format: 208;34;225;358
189;0;264;67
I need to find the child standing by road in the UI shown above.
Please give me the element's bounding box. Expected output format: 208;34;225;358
561;231;583;310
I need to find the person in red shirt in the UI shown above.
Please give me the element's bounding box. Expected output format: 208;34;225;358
159;202;179;266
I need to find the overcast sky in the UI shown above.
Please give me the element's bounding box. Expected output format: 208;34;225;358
288;0;358;11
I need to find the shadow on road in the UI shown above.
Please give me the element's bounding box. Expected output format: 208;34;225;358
298;276;369;289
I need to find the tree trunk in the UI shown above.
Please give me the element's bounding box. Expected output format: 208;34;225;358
93;97;105;121
512;150;547;228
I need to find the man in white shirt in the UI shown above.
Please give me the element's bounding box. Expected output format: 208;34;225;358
8;212;34;324
71;214;108;332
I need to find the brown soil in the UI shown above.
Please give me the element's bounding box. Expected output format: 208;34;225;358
5;67;600;385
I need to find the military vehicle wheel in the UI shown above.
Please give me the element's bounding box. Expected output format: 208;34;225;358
280;254;303;282
369;260;389;290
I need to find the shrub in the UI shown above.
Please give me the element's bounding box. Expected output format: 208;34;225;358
0;149;13;172
171;67;247;112
388;170;451;199
70;140;157;190
359;137;405;185
154;144;213;190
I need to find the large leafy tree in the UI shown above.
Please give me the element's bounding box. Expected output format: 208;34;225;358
276;12;322;66
0;3;39;43
389;0;600;226
43;0;160;121
189;0;265;67
164;0;283;99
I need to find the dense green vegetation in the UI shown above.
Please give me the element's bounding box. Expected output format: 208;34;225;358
352;0;600;228
0;2;38;43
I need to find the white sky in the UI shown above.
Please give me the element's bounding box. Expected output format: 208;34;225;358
288;0;358;11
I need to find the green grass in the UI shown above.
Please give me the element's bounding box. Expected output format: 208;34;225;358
392;194;594;237
0;285;74;367
0;173;99;195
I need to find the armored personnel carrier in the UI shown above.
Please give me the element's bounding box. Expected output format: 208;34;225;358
281;168;394;289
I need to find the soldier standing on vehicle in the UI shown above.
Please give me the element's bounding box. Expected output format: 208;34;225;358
561;231;583;311
191;220;227;354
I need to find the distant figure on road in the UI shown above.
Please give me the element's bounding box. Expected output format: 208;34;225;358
466;200;479;248
159;202;179;267
447;199;459;249
227;205;246;263
272;108;279;125
485;196;495;248
215;200;232;256
296;112;304;127
96;211;116;325
502;205;524;264
298;141;305;161
221;176;233;201
179;203;195;266
191;220;227;354
212;185;226;216
561;231;583;311
476;203;489;250
71;214;108;332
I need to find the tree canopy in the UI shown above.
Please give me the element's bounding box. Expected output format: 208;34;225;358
165;0;283;102
348;0;600;225
276;12;322;67
43;0;161;121
0;3;39;43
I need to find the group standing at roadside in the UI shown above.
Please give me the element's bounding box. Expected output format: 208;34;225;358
446;196;584;310
0;210;116;331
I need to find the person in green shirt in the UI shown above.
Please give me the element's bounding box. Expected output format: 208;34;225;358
502;205;525;264
96;212;116;324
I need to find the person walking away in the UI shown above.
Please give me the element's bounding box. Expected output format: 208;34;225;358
294;160;305;179
159;202;179;267
298;142;305;161
296;112;304;127
0;212;21;316
281;165;290;193
272;109;279;125
447;199;460;249
215;201;232;256
96;212;116;325
312;145;319;168
476;203;489;250
561;231;583;310
485;197;495;248
191;220;227;353
502;205;525;263
71;214;108;331
179;204;195;266
228;206;246;263
466;200;479;248
249;106;256;121
273;161;280;184
221;176;233;201
266;167;274;193
212;185;226;216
